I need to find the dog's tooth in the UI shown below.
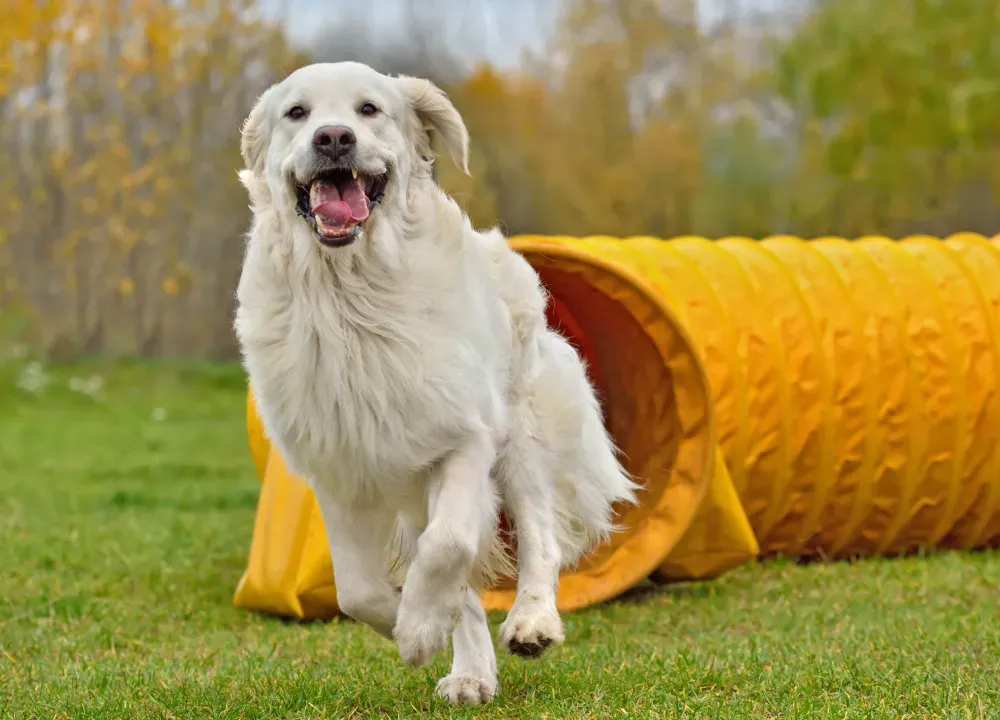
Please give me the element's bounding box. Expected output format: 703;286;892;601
310;182;318;206
352;169;358;179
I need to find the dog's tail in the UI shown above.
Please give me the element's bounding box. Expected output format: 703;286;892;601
543;332;640;569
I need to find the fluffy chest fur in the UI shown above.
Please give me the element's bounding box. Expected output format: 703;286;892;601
235;211;513;503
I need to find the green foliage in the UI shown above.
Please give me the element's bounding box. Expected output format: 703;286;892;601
773;0;1000;235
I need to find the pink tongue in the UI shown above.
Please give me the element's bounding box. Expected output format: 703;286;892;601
311;178;370;227
313;200;353;226
340;182;369;222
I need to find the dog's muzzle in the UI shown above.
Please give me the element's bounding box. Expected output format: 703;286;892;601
294;167;388;247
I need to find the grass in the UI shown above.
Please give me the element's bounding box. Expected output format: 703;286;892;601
1;360;998;719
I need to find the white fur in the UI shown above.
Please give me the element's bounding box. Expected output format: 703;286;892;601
234;62;637;706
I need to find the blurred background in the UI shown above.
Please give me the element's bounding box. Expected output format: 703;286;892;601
2;0;999;359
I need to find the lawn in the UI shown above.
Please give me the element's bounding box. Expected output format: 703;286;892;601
1;360;998;719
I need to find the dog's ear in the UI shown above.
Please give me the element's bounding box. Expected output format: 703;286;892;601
241;85;276;177
396;76;470;175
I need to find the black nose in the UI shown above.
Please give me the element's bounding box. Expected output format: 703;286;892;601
312;125;356;160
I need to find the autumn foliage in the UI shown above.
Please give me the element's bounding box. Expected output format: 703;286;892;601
0;0;305;357
2;0;999;358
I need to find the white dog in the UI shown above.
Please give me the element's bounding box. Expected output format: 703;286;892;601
233;62;637;706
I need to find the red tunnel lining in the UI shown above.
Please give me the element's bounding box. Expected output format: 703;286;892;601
545;293;605;393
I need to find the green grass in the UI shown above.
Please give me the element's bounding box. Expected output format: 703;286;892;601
1;360;998;719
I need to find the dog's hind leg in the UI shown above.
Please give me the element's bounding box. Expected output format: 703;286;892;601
435;587;497;706
393;428;500;669
495;440;565;659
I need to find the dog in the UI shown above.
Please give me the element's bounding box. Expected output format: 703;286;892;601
233;62;637;706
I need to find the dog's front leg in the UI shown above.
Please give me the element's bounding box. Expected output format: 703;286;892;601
314;489;400;639
393;429;498;669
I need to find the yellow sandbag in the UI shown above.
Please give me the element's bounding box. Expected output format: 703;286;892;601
234;233;1000;621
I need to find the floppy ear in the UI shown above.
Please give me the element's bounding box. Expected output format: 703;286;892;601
396;76;470;175
240;85;276;176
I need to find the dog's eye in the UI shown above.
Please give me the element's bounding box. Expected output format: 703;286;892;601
285;105;308;121
359;102;378;117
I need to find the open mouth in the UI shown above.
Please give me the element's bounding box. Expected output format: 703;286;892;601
295;168;388;247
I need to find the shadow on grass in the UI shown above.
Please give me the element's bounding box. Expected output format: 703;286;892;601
607;578;716;605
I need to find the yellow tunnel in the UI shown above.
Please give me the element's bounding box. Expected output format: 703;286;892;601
234;234;1000;620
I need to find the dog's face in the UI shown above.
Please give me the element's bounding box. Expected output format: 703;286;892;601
240;62;469;248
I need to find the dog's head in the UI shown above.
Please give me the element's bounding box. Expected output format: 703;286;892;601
239;62;469;249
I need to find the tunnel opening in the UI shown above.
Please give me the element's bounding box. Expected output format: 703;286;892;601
487;254;700;610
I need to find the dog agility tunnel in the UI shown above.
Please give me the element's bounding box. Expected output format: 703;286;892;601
234;233;1000;620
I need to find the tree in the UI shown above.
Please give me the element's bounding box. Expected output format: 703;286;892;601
0;0;306;357
773;0;1000;235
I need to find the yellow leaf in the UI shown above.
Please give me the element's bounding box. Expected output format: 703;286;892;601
118;278;135;297
162;277;181;296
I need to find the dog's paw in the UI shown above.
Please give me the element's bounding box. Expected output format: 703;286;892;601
499;602;565;659
436;673;497;706
393;605;456;668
